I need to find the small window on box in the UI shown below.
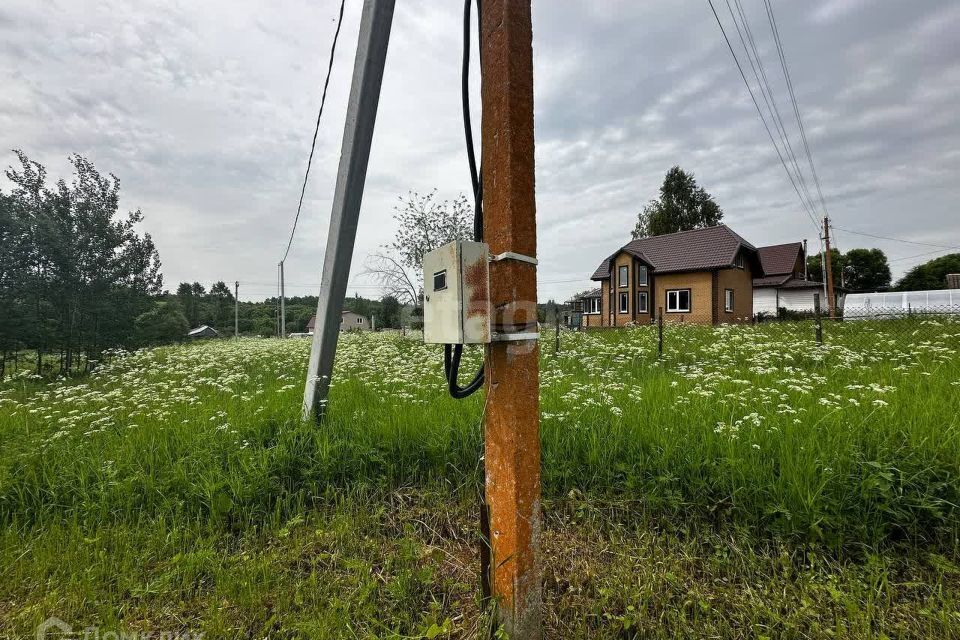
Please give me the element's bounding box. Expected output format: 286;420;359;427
618;265;629;287
637;265;648;286
433;270;447;291
725;289;734;312
357;317;363;324
619;292;628;313
637;291;648;313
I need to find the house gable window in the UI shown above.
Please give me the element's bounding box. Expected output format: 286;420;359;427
618;265;629;288
724;288;734;312
618;292;629;313
734;251;745;269
636;265;648;286
637;291;648;313
666;289;691;313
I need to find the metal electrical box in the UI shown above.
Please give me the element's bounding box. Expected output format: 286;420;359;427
423;240;491;344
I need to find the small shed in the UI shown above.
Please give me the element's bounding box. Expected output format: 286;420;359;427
187;325;219;339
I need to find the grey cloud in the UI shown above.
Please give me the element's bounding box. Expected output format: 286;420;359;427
1;0;958;304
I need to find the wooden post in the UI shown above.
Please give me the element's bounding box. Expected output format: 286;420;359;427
480;0;541;635
657;307;664;359
554;312;560;355
279;261;286;338
814;293;823;345
234;281;239;338
823;217;837;318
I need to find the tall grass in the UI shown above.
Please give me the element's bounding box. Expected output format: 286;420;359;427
1;319;959;552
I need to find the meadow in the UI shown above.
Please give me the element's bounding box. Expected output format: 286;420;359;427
1;320;959;638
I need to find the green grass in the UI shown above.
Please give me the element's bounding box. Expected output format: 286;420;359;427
1;320;959;637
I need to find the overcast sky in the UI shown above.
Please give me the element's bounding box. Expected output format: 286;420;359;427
2;0;959;302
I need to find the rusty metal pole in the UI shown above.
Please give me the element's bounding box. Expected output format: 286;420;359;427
480;0;541;635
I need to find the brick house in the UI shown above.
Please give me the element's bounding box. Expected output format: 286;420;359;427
578;225;762;326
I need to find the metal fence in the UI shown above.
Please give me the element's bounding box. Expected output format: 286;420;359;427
564;304;960;362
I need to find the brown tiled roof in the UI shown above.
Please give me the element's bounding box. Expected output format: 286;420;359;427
752;274;792;288
591;225;756;280
753;276;825;289
757;242;803;276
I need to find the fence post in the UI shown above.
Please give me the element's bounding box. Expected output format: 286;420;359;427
555;313;560;355
657;307;664;359
814;294;823;346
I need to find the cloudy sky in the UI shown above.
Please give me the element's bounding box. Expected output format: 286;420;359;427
2;0;959;302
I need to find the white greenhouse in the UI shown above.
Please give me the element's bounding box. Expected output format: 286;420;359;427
843;289;960;320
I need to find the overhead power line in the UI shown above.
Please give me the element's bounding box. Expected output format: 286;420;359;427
887;248;958;264
763;0;830;221
727;0;819;224
707;0;820;232
832;226;960;251
280;0;347;264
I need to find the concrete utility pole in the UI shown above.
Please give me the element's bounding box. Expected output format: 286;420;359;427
823;217;837;318
803;239;808;280
279;261;286;338
234;281;239;338
302;0;395;422
480;0;541;635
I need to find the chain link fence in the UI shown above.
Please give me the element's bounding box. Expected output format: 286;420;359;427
567;304;960;363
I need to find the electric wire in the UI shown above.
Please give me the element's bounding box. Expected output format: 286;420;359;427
444;0;485;400
707;0;821;232
727;0;820;222
764;0;830;220
831;226;960;251
280;0;347;265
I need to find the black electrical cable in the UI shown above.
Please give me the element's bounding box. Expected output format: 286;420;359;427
443;0;485;400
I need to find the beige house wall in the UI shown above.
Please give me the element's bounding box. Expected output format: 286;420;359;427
716;266;754;323
655;271;714;324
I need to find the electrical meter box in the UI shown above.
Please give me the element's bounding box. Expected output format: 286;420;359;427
423;240;491;344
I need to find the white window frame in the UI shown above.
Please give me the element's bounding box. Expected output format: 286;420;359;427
618;292;629;313
356;317;363;324
585;297;600;314
666;289;691;313
637;291;648;313
618;265;629;288
636;265;648;286
734;252;745;269
724;288;734;312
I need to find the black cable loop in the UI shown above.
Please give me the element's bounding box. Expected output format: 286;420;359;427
443;0;485;400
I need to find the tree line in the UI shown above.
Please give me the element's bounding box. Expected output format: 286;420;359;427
1;152;163;377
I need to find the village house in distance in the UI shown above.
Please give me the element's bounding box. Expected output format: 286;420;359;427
574;224;831;326
305;310;370;334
